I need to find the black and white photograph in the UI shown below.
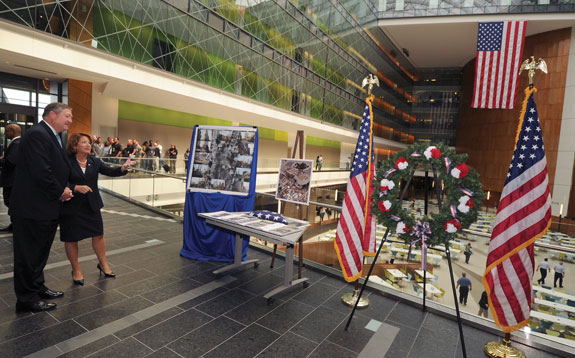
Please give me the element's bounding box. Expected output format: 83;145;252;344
187;126;257;195
275;158;313;205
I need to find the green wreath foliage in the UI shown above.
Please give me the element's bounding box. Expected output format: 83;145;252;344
372;142;484;247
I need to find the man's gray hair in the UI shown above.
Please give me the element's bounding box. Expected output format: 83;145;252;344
42;102;72;118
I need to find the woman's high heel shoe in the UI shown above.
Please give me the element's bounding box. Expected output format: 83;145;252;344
97;263;116;278
72;271;84;286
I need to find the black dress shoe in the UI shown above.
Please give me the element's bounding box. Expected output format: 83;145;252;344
38;288;64;299
15;300;57;312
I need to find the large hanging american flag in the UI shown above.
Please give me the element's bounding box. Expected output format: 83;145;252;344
334;97;377;282
482;87;551;333
472;21;527;109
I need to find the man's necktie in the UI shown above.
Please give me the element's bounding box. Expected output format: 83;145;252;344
56;135;63;148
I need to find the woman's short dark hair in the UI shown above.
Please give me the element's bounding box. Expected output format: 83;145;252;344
66;132;92;156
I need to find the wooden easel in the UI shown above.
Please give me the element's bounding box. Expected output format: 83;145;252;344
270;130;305;279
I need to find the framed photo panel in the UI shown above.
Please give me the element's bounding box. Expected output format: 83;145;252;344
275;158;313;205
187;126;257;196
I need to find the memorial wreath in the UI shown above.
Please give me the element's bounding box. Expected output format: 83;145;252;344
372;142;484;247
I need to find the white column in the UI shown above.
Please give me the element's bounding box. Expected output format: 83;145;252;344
552;26;575;216
91;88;119;139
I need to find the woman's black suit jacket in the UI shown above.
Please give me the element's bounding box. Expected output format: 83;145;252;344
61;155;126;215
60;156;126;242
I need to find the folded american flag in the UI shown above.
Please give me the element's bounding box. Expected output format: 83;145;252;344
249;210;288;225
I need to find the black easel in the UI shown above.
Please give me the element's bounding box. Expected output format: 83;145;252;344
270;130;305;280
428;165;467;358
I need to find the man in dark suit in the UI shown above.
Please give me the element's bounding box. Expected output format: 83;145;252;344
10;102;74;312
0;123;21;232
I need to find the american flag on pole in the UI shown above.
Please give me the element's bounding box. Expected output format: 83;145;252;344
472;21;527;109
482;87;551;333
334;97;377;282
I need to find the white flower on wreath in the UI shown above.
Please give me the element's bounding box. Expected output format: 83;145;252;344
396;221;409;234
457;195;475;214
380;178;395;191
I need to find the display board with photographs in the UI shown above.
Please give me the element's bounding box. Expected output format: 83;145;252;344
275;158;313;205
187;126;257;195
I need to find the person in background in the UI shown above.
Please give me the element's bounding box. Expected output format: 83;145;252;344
346;156;351;170
0;123;22;232
478;290;489;318
536;258;550;285
184;148;190;175
317;154;323;171
60;133;136;285
10;102;73;312
464;243;473;264
456;272;472;305
168;144;178;174
553;261;565;288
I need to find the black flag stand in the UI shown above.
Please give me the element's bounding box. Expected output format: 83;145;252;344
345;227;390;331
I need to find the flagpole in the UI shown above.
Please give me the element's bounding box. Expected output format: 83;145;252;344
483;60;549;358
341;75;379;308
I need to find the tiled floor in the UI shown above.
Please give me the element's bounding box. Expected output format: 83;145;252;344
0;193;565;357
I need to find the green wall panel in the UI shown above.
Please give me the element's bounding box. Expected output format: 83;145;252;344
118;100;231;128
306;135;340;149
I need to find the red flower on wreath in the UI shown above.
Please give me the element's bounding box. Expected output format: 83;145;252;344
395;157;408;170
444;219;462;233
451;163;469;179
378;200;392;212
424;146;441;160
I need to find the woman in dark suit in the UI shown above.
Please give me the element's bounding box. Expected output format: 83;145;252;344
61;133;136;285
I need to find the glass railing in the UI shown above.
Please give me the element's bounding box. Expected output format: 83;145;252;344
99;162;575;352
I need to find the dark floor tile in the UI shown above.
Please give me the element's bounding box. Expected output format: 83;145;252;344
237;272;285;295
257;331;317;358
0;320;86;358
383;322;418;358
308;341;358;358
203;323;280;358
141;278;202;303
318;274;348;289
50;290;128;321
133;309;213;350
114;307;183;340
74;296;154;330
0;305;33;325
326;313;374;353
290;306;347;344
92;269;156;291
168;316;244;357
355;292;398;322
421;313;460;337
0;311;59;343
44;285;104;307
291;282;339;307
144;347;182;358
196;288;255;317
115;274;180;297
256;299;315;334
88;337;153;358
385;302;427;330
407;326;458;358
176;286;229;311
225;296;285;326
59;335;120;358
